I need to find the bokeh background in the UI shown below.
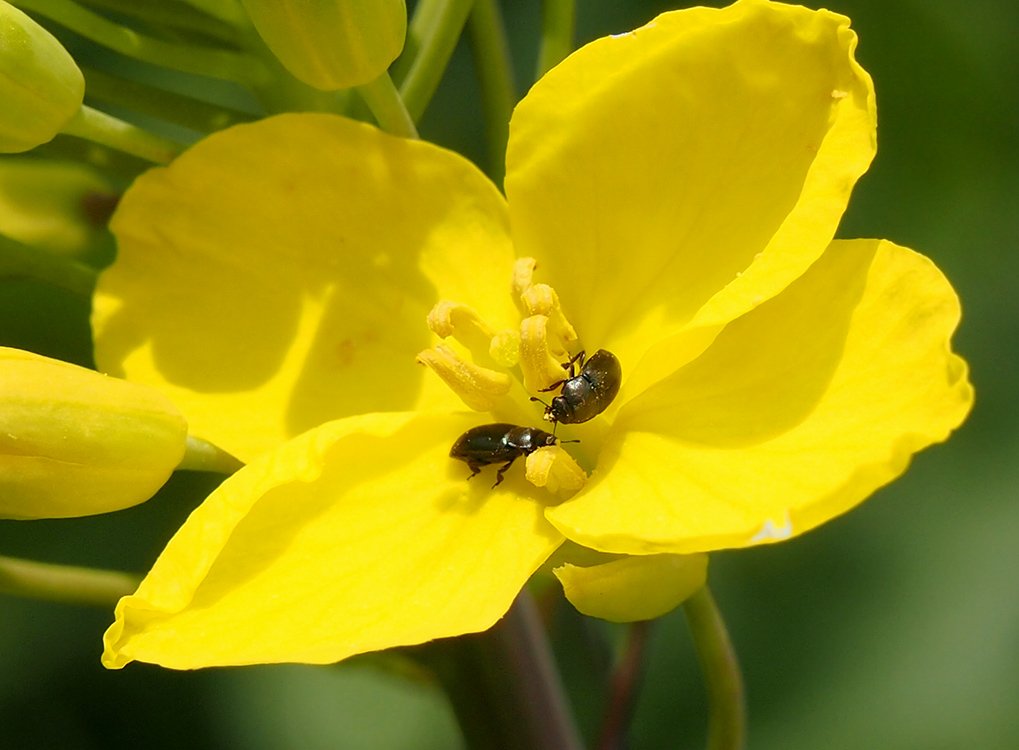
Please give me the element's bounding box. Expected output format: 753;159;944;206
2;0;1016;747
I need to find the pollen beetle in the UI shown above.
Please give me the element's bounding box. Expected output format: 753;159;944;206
450;423;565;488
531;349;622;424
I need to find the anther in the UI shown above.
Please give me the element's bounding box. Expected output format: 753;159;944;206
519;315;572;393
525;446;587;500
511;257;538;314
416;344;512;412
520;283;579;354
489;329;520;368
426;301;497;363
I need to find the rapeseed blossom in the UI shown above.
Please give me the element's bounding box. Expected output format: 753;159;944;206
96;0;971;668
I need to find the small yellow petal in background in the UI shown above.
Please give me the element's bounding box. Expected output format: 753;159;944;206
506;0;875;387
102;412;563;669
240;0;406;90
94;114;516;462
555;553;707;623
547;240;973;555
0;347;186;519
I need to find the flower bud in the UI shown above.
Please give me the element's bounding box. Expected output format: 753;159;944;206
0;1;85;153
0;347;187;519
240;0;406;90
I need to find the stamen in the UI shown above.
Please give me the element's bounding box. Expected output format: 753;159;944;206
519;315;572;392
426;301;497;362
520;283;579;354
525;447;587;499
511;257;538;314
416;344;512;411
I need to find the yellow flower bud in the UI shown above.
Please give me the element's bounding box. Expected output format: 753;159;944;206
0;347;187;519
0;1;84;153
240;0;406;90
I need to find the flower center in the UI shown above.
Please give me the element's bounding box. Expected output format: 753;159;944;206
417;258;589;497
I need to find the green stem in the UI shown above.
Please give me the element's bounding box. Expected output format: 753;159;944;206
392;0;475;122
0;233;97;298
683;586;746;750
355;72;419;139
467;0;516;183
536;0;575;78
16;0;268;85
427;591;584;750
177;435;244;474
0;555;138;607
62;105;183;164
37;137;149;183
83;68;255;135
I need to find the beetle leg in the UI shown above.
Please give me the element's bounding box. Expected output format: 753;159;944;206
465;461;483;480
565;350;585;377
537;379;566;393
492;459;516;488
542;351;584;389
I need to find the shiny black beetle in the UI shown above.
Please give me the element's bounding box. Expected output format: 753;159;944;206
450;423;565;488
531;349;622;425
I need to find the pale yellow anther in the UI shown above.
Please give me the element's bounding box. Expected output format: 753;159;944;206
426;300;496;360
520;283;579;354
525;446;587;500
416;344;512;412
519;315;571;392
489;329;520;368
511;257;538;314
520;283;557;317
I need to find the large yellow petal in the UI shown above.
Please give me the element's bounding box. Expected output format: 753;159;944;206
506;0;875;390
102;411;563;669
94;114;515;461
546;240;972;555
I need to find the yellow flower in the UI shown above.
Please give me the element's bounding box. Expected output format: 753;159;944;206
95;0;971;668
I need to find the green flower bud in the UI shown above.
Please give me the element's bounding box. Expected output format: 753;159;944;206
0;347;187;519
0;1;85;153
240;0;406;90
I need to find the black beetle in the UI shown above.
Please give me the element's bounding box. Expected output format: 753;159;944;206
531;349;622;424
450;423;570;488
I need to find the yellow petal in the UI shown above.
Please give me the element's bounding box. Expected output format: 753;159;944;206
554;553;707;623
102;412;563;669
240;0;406;90
547;240;973;554
506;0;875;388
94;114;515;462
0;347;186;519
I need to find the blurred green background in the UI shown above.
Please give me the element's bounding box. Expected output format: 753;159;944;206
2;0;1016;747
